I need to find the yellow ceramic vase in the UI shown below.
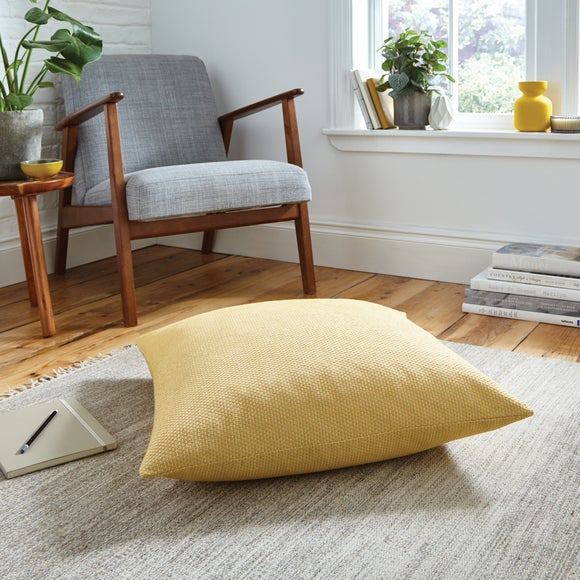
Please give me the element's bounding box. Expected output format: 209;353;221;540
514;81;552;132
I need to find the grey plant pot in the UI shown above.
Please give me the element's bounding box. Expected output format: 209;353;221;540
0;109;44;180
393;92;431;130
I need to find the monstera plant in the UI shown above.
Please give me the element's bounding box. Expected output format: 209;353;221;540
0;0;102;179
0;0;102;111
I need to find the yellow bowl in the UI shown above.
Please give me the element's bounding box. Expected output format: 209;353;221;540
20;159;63;179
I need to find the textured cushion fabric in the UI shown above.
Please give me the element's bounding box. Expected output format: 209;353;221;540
136;299;533;482
61;55;227;204
84;159;312;220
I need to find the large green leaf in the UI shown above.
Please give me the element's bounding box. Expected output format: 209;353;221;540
44;57;82;79
24;8;51;26
48;7;102;49
388;72;410;93
48;7;102;44
52;29;102;67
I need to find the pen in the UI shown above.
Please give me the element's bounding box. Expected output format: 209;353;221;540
19;409;58;454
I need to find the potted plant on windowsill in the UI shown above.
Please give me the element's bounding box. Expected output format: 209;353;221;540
376;28;455;130
0;0;102;180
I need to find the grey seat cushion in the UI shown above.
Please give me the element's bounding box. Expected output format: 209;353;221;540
85;159;312;221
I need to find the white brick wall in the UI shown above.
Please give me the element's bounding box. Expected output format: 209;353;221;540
0;0;152;287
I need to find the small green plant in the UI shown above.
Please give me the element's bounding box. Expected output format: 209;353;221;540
0;0;102;111
377;28;454;98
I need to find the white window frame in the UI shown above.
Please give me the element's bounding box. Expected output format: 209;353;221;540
325;0;580;159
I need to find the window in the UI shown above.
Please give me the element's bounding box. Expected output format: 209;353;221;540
340;0;579;130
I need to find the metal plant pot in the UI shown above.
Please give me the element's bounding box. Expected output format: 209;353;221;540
0;109;44;180
393;92;431;130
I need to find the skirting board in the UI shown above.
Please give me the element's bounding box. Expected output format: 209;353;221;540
160;221;501;285
0;220;528;288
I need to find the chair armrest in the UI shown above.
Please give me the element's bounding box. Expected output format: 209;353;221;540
218;88;304;123
55;92;125;130
218;89;305;166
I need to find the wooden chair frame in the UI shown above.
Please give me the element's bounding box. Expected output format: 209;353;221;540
55;89;316;327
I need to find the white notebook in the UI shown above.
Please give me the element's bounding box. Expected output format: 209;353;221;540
0;397;117;479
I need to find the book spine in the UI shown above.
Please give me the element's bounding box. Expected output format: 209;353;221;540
487;267;580;290
462;302;580;327
366;78;389;129
492;253;580;277
350;72;373;129
464;288;580;317
351;69;381;129
472;273;580;302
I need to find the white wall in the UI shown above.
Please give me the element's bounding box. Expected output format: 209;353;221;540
150;0;580;284
0;0;151;287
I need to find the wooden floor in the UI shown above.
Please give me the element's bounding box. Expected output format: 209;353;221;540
2;245;579;393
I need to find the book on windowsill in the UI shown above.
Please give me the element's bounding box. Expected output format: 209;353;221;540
492;242;580;277
350;69;381;129
350;70;373;129
0;397;117;479
365;78;396;129
471;268;580;302
486;267;580;290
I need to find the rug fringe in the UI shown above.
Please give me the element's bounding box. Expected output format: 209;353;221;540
1;345;135;400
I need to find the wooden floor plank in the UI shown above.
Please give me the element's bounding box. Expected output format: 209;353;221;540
335;274;434;305
388;282;467;335
439;312;536;352
1;244;579;393
514;324;580;362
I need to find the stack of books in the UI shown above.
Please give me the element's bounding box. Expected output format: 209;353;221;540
350;69;396;130
462;242;580;327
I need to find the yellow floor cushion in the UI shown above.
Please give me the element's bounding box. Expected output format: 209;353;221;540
136;299;533;481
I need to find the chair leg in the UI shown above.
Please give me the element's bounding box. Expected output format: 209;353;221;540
113;220;138;327
54;191;71;275
295;203;316;295
54;226;70;275
201;230;216;254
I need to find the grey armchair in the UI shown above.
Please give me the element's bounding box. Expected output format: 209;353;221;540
55;54;316;326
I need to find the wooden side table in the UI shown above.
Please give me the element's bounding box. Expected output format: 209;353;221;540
0;172;74;337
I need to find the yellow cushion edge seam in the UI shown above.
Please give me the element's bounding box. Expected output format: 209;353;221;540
142;410;533;479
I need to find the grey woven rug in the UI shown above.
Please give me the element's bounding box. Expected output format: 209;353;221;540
1;342;578;579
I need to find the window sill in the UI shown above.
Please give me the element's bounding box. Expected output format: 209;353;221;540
323;128;580;160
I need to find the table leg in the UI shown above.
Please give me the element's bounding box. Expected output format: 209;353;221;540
13;198;38;306
16;196;56;337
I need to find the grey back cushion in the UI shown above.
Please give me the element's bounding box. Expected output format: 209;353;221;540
61;54;227;204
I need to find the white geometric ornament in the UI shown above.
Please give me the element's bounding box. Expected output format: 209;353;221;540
429;95;454;130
